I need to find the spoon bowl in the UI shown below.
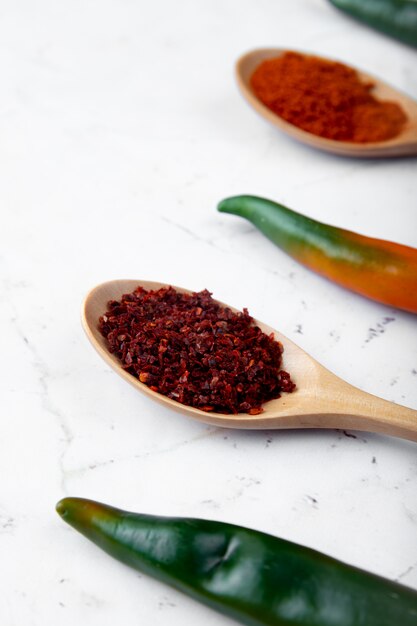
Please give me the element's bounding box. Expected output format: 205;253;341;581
236;48;417;158
82;280;417;441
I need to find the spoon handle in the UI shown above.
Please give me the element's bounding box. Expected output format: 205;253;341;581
317;373;417;441
344;397;417;441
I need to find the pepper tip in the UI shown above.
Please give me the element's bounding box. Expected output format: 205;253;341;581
217;196;239;214
217;198;228;213
56;498;69;518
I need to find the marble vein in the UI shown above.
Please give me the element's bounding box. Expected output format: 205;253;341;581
4;280;74;493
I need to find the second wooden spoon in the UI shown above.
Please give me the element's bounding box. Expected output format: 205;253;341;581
236;48;417;158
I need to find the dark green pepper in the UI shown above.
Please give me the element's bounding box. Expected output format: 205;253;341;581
57;497;417;626
328;0;417;48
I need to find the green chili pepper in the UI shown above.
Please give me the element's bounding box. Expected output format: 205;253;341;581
56;497;417;626
217;195;417;314
328;0;417;48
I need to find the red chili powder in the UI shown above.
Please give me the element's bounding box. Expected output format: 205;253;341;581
99;286;295;415
250;52;407;143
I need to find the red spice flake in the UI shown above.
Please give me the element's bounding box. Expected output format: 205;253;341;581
99;286;296;414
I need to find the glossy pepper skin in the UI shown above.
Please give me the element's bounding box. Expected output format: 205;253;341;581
217;195;417;314
57;497;417;626
328;0;417;48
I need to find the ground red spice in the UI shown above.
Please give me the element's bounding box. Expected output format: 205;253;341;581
99;286;295;415
250;52;407;143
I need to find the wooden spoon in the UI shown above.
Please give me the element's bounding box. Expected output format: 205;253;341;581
82;280;417;441
236;48;417;158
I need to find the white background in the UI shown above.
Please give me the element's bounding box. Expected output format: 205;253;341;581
1;1;416;624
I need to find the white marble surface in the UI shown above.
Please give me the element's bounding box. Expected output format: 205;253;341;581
1;1;417;624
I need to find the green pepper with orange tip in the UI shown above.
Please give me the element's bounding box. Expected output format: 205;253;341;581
56;497;417;626
217;195;417;314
